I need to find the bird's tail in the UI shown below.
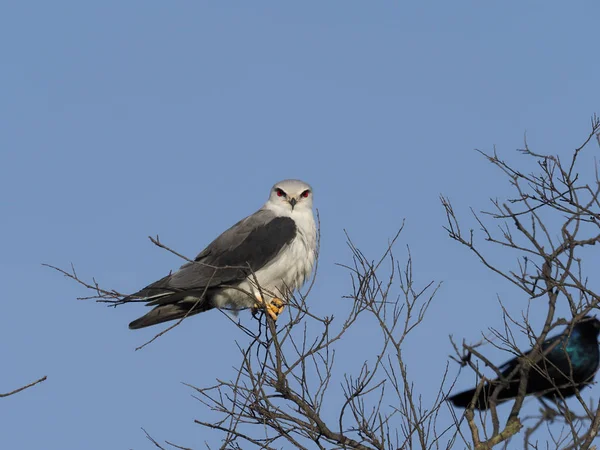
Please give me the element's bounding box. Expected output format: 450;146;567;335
129;304;198;329
449;383;518;410
448;388;484;408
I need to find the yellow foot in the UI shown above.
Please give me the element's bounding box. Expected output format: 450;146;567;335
253;296;286;321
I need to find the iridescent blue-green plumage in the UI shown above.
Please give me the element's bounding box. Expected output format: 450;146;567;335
449;316;600;410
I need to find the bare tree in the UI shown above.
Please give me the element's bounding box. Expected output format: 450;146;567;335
49;115;600;449
184;226;451;449
49;225;450;449
442;114;600;449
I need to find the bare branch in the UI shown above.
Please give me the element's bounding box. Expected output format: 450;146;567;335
1;375;47;398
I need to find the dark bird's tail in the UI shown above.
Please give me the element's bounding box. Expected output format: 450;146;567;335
448;388;483;408
129;304;197;329
449;383;518;410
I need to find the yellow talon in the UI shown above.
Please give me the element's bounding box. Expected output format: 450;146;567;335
253;296;286;321
268;297;285;320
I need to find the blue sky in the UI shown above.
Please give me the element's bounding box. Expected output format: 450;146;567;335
2;2;599;448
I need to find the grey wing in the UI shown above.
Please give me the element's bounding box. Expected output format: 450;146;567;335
127;209;297;301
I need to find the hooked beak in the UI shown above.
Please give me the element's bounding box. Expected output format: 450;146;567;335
288;198;297;210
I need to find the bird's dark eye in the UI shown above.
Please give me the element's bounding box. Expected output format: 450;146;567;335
276;188;286;197
301;190;310;198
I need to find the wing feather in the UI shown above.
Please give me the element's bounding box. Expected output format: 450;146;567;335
127;210;297;301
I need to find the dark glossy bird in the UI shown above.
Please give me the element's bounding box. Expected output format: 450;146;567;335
449;316;600;410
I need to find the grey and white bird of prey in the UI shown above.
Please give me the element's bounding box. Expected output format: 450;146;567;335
126;179;317;329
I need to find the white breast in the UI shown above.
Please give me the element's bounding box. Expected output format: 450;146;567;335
213;208;317;310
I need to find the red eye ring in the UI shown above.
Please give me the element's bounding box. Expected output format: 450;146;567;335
301;190;310;198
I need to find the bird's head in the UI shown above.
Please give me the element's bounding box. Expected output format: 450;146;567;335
267;179;313;214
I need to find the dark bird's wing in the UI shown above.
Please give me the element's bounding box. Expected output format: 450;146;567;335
127;209;297;329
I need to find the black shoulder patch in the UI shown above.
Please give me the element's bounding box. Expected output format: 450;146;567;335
215;216;297;270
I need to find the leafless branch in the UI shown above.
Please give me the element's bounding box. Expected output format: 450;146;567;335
1;375;47;398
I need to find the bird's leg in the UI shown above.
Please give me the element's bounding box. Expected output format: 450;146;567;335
252;293;285;321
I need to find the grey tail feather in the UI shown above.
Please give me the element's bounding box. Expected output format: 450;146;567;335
129;304;195;330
